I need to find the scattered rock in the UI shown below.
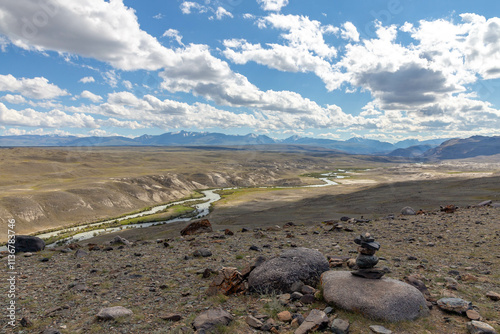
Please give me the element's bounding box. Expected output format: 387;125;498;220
405;275;430;296
74;249;88;259
193;248;212;257
467;320;498;334
20;317;32;327
321;271;429;322
440;205;458;213
301;285;315;295
331;318;350;334
110;235;131;246
14;235;45;253
476;200;493;207
206;267;246;296
466;309;482;320
437;297;472;314
294;309;328;334
277;311;292;322
96;306;133;320
249;245;262;252
437;298;472;314
369;325;393;334
41;329;62;334
192;308;233;332
401;207;416;215
224;229;234;236
160;313;183;322
246;315;263;329
180;219;212;236
486;291;500;301
300;294;315;304
248;247;329;294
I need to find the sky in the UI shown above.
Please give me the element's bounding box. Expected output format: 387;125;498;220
0;0;499;142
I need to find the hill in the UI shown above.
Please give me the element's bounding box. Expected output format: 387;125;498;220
423;136;500;159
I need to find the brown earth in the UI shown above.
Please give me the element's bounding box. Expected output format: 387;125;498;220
1;205;499;333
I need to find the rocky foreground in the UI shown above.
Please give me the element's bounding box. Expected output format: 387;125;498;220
2;204;500;334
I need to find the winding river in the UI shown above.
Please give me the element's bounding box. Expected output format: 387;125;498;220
11;177;339;248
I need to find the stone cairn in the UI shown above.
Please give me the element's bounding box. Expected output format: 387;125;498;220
351;233;386;279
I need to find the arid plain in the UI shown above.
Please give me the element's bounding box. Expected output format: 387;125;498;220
1;146;499;334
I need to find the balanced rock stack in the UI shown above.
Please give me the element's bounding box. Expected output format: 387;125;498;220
352;233;385;279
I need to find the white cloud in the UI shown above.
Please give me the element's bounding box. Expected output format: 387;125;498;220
122;80;133;90
153;13;163;20
243;13;255;20
102;70;119;88
0;0;177;71
163;29;184;46
2;128;77;136
0;102;97;128
78;90;103;103
317;133;341;139
1;94;27;104
257;0;289;12
0;74;69;99
180;1;207;15
79;76;95;84
0;35;8;52
99;118;145;129
341;22;360;42
224;14;341;90
213;7;233;20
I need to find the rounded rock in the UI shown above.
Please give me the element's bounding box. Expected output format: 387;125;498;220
248;247;329;294
437;297;472;314
321;271;429;322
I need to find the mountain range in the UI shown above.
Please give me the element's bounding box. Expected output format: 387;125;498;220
0;131;498;159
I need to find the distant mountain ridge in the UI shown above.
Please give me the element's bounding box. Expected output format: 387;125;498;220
422;136;500;159
4;131;495;158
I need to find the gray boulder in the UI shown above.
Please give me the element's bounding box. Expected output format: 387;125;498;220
193;308;233;332
400;207;416;215
14;235;45;253
321;271;429;322
248;247;329;294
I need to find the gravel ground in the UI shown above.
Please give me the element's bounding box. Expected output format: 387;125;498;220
1;206;499;334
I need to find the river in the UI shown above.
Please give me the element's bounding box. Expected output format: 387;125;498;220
9;177;339;248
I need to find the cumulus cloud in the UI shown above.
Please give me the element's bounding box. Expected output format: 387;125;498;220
180;1;207;15
163;29;184;46
122;80;133;90
341;22;360;42
257;0;289;12
79;76;95;84
0;74;69;99
78;90;103;103
1;94;27;104
0;0;177;71
0;102;97;128
224;14;341;90
213;7;233;20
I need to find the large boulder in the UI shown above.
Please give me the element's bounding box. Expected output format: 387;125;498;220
180;219;212;236
248;247;329;294
14;235;45;253
321;271;429;322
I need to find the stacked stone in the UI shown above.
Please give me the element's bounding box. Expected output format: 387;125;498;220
351;233;386;279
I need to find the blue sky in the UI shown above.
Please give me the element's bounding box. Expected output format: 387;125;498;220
0;0;499;142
